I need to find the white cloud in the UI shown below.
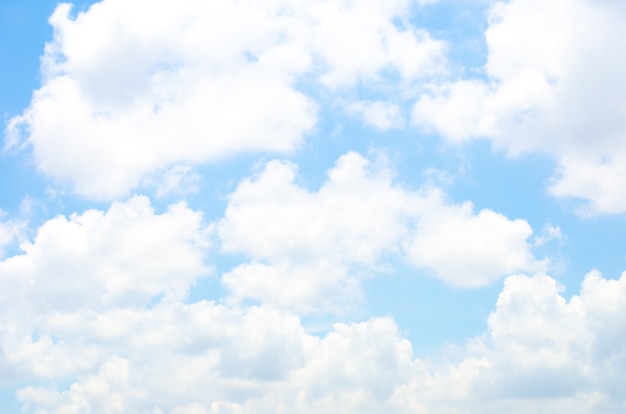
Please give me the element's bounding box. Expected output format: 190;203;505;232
406;192;545;287
1;196;210;309
218;152;542;310
17;357;136;413
310;0;446;89
1;198;624;413
290;317;414;408
6;0;446;200
0;213;24;259
0;196;211;380
13;271;626;413
390;271;626;413
412;0;626;214
4;1;626;413
549;155;626;215
218;153;413;265
14;313;417;414
347;100;405;130
222;261;361;314
217;152;418;312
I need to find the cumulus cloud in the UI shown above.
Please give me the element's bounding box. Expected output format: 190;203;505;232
14;314;416;414
4;1;626;413
218;152;542;311
403;270;626;413
12;270;626;413
0;196;211;380
1;196;210;309
6;0;446;200
406;192;545;287
0;196;620;413
218;153;413;265
217;152;419;312
412;0;626;214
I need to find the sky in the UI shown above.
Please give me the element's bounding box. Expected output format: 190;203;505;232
1;0;626;413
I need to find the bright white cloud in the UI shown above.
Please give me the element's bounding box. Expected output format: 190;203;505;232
219;153;413;265
6;0;446;200
406;193;545;287
0;196;210;380
222;261;361;314
13;270;626;413
14;313;416;414
5;1;626;412
549;155;626;216
412;0;626;214
0;196;618;413
218;152;542;310
0;195;210;309
218;152;419;312
310;0;446;89
391;271;626;413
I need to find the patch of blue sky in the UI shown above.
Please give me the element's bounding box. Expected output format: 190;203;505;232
449;140;626;293
0;389;20;413
0;2;52;214
0;0;99;115
0;1;99;221
410;0;490;78
363;262;503;356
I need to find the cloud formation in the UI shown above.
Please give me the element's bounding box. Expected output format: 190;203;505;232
413;0;626;214
0;196;210;380
6;0;445;199
218;152;542;312
8;270;626;413
2;0;626;412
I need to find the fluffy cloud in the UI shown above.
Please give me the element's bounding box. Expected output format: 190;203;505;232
310;1;445;89
412;0;626;214
6;0;446;199
0;196;210;380
217;152;419;312
13;270;626;413
0;196;210;309
15;314;416;414
0;196;621;413
406;194;545;287
218;152;542;311
218;153;414;265
4;1;626;413
392;271;626;413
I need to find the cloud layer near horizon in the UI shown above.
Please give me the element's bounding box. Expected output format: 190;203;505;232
6;238;626;413
0;156;622;413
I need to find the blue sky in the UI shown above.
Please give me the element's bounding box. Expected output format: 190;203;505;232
2;0;626;412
